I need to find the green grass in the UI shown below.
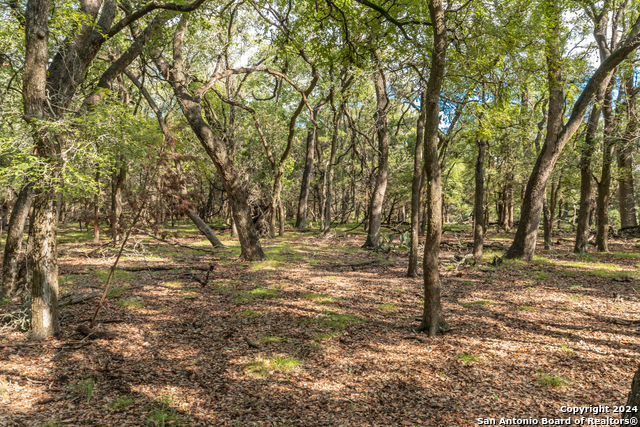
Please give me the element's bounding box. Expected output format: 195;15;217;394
233;286;281;304
612;252;640;259
517;305;533;311
250;260;285;271
569;295;589;301
0;298;10;306
94;269;135;282
239;309;262;318
69;377;95;403
107;287;125;298
148;395;180;427
320;310;365;328
462;281;475;286
534;271;549;280
378;303;398;311
260;335;288;343
116;299;145;309
558;270;577;277
37;422;63;427
558;344;574;353
180;292;197;299
244;356;303;377
110;395;135;409
461;300;494;308
537;371;571;387
164;281;184;288
458;353;481;365
303;293;339;304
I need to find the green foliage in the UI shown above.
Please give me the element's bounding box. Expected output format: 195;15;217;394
537;372;571;387
69;377;95;403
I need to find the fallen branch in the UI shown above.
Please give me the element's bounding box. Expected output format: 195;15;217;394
58;293;99;308
143;232;229;253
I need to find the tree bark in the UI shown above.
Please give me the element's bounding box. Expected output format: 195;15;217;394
110;162;127;244
323;106;341;234
595;82;616;252
1;184;34;299
93;170;100;244
296;101;324;229
363;50;390;248
618;71;638;228
417;0;450;337
473;138;486;260
408;90;426;277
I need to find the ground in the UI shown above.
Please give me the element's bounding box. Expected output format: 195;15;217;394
1;221;639;426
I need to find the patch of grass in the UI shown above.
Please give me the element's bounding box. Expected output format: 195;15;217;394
37;422;63;427
590;269;636;279
94;269;135;282
303;293;339;304
517;305;533;311
458;353;481;365
110;395;135;409
558;270;577;277
233;286;281;304
612;252;640;259
107;287;125;299
393;288;406;293
558;344;574;353
180;292;197;299
69;377;95;403
164;281;184;288
537;371;571;387
569;295;589;301
534;271;549;280
250;260;285;271
239;309;262;318
321;310;365;329
148;395;180;427
462;281;474;286
116;299;145;309
245;360;270;377
270;355;302;371
0;298;10;306
260;335;288;343
461;300;494;308
313;331;340;342
378;303;398;311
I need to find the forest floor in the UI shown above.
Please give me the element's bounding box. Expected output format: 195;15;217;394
1;221;640;427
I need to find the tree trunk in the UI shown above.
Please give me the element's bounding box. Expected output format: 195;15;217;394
418;0;450;337
1;184;34;299
93;170;100;244
296;102;324;229
278;199;285;237
323;106;341;234
618;71;638;228
408;90;426;277
110;162;127;244
155;21;264;260
543;196;551;250
363;51;390;248
473;138;486;260
596;83;616;252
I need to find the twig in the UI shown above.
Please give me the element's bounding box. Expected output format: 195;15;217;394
90;202;147;329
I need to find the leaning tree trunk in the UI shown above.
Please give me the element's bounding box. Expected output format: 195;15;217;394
1;184;34;299
417;0;450;337
123;69;224;248
363;51;390;248
407;90;426;277
504;2;640;259
473;138;486;260
156;20;264;260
